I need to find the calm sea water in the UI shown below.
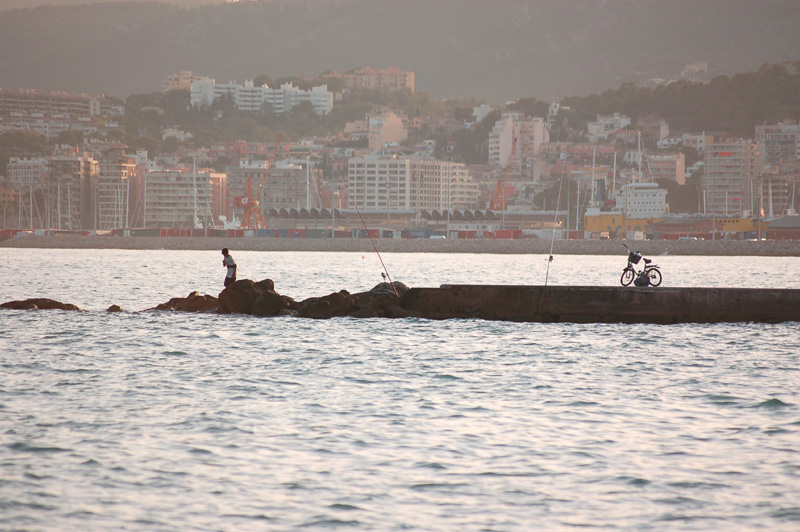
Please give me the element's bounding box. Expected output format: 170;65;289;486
2;249;799;531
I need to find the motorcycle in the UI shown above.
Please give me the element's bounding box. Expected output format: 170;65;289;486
620;243;662;287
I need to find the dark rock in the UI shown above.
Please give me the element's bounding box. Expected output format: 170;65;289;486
217;279;286;315
107;305;124;312
255;279;275;292
297;290;356;319
382;304;417;319
218;279;263;314
152;297;185;311
349;306;380;318
252;291;289;316
1;298;81;311
150;291;218;313
365;281;410;297
176;292;218;313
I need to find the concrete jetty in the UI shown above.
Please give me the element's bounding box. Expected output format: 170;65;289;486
400;285;800;324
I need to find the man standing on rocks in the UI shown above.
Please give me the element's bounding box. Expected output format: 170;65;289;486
222;248;237;287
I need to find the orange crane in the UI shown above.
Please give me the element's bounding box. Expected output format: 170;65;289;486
241;134;282;230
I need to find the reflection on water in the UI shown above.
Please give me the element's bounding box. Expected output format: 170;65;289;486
1;250;799;531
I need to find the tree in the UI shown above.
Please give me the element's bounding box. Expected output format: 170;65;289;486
161;136;180;154
0;131;47;153
54;130;84;146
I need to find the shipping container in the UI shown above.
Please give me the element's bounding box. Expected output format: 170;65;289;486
334;230;352;239
409;229;432;239
494;229;522;239
305;229;327;239
288;229;305;238
131;228;160;237
278;229;289;238
256;229;273;238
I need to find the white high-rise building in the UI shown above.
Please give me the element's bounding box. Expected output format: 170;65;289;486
348;156;479;211
190;78;333;115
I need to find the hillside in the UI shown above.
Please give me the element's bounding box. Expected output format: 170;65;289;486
0;0;798;102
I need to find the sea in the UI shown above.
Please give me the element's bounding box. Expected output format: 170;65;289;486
2;248;799;531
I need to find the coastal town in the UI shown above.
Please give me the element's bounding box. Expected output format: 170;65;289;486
2;64;799;244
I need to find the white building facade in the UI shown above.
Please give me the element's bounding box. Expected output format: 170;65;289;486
488;113;550;171
190;78;333;115
348;156;479;211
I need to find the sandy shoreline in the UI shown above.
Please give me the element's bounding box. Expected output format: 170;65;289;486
3;234;800;256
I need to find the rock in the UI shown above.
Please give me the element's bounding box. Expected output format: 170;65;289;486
365;281;410;297
297;290;356;319
1;298;81;311
217;279;284;315
255;279;275;292
252;291;289;316
218;280;263;314
107;305;124;312
176;292;218;313
150;291;218;313
349;306;380;318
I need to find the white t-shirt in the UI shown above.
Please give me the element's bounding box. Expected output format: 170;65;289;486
224;255;236;278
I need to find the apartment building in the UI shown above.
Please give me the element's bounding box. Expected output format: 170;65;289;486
7;157;48;189
586;113;631;142
263;163;322;211
702;139;763;216
488;113;549;172
568;143;618;163
142;169;218;228
348;156;479;212
0;87;121;117
96;154;136;230
191;78;333;115
755;120;800;164
344;67;415;92
162;70;204;92
645;153;686;185
50;152;99;230
368;110;408;151
637;116;669;146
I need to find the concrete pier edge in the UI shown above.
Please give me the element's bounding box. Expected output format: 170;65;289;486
401;285;800;324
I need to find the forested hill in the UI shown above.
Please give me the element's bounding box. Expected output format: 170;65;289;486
0;0;798;102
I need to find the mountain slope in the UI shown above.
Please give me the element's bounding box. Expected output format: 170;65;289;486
0;0;797;102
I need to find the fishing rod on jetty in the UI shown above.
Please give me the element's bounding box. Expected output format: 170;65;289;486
342;185;399;297
544;166;565;287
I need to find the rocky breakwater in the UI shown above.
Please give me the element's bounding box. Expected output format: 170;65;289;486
149;278;415;319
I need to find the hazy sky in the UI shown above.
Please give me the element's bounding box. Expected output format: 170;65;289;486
0;0;223;9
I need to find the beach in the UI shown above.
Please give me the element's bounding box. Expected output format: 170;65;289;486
3;233;800;256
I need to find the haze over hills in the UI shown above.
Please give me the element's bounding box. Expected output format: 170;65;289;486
0;0;798;103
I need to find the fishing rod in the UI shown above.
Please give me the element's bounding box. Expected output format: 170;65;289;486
342;185;399;297
545;166;565;286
